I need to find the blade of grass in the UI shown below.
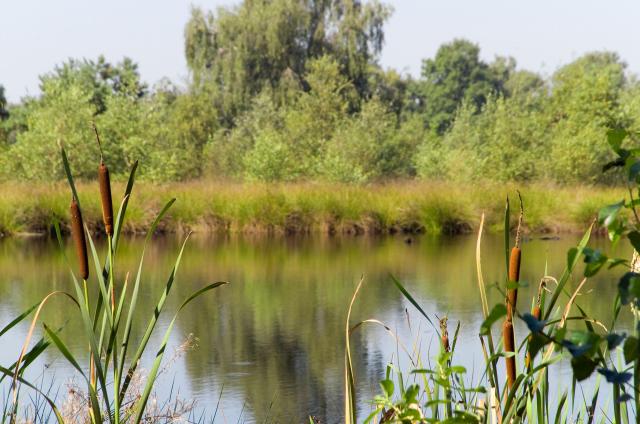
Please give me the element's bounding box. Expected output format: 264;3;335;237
132;282;228;422
345;276;364;424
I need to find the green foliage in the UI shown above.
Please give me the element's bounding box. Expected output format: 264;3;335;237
184;0;391;125
2;0;640;187
419;39;510;134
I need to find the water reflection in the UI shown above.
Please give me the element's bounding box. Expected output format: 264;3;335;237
0;233;631;422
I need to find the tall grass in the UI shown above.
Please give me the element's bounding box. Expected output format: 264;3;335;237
346;190;640;423
1;147;228;423
0;181;627;237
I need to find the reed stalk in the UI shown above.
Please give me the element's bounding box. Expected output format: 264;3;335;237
504;193;523;391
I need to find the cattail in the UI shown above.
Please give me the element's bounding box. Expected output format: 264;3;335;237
440;316;450;353
525;305;542;370
99;161;114;236
70;198;89;280
503;320;516;389
506;246;521;319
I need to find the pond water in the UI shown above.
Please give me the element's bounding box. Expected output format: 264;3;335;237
0;233;632;422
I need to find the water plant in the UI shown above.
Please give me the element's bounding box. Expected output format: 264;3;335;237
2;139;228;423
347;129;640;422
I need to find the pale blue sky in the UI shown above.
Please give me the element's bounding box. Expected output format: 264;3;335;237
1;0;638;102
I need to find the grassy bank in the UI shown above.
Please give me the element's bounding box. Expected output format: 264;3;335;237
0;180;625;237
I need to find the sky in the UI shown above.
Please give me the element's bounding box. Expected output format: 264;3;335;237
1;0;638;103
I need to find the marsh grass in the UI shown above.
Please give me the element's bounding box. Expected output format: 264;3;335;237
0;181;627;237
346;192;639;423
0;147;228;423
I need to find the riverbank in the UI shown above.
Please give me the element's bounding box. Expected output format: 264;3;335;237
0;180;624;237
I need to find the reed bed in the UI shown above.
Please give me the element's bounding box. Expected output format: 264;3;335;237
0;180;627;237
0;141;228;423
345;178;640;422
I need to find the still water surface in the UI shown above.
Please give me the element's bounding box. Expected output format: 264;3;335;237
0;234;631;422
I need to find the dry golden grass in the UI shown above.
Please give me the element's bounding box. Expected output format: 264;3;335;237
0;179;626;236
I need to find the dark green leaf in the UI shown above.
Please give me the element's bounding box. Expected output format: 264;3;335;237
480;304;507;335
571;355;597;381
598;201;624;227
623;337;639;363
607;128;628;152
380;379;394;398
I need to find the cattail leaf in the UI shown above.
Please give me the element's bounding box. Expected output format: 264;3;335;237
544;223;593;321
623;337;639;364
112;160;138;252
570;355;598;381
133;281;227;422
480;304;506;336
504;197;510;277
0;365;65;424
390;274;438;335
42;324;84;378
0;302;39;338
61;148;80;207
117;199;177;398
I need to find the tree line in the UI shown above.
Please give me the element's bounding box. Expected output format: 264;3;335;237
0;0;637;184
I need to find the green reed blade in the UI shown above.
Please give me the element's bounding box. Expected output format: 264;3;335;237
112;160;138;253
505;196;510;277
43;323;102;421
119;228;186;399
132;282;227;423
117;199;176;398
85;225;114;327
0;303;39;339
0;365;65;424
390;274;438;335
543;223;593;321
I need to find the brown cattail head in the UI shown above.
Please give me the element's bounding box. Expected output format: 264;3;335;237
70;198;89;280
507;246;521;319
98;161;114;237
525;305;542;370
502;320;516;389
439;316;450;353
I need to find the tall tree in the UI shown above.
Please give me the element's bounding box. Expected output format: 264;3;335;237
420;39;508;134
0;85;8;120
184;0;391;126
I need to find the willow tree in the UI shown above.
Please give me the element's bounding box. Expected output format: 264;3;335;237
184;0;392;126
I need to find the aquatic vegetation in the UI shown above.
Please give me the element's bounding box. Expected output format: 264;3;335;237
0;143;228;423
349;129;640;422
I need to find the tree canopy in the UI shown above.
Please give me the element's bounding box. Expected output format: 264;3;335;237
1;0;638;185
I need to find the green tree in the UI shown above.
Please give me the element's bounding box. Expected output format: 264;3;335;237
419;39;508;134
546;52;627;183
0;85;8;120
321;99;415;182
184;0;391;126
41;56;147;114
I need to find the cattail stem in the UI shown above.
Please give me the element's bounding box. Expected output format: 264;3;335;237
70;198;89;280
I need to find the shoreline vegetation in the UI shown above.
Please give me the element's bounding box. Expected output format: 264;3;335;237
1;180;625;237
